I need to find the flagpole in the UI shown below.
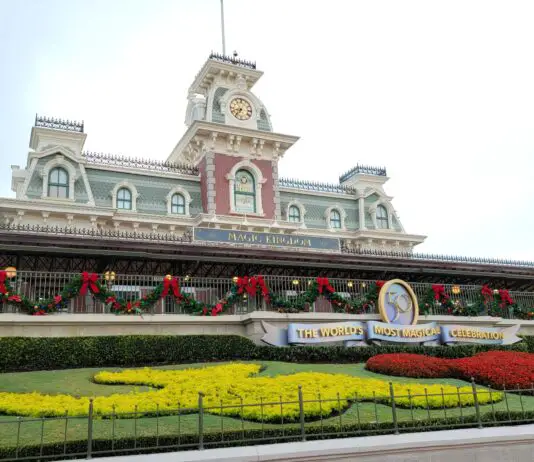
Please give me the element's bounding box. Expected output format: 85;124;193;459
220;0;226;55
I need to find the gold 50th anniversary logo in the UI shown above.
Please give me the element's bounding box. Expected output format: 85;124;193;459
378;279;419;325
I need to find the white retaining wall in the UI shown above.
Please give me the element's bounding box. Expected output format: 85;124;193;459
94;424;534;462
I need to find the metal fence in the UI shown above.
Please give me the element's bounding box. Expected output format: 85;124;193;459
1;272;534;318
1;382;533;461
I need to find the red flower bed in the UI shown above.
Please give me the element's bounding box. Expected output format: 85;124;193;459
365;353;454;378
366;351;534;390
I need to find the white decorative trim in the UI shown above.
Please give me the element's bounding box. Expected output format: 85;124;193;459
166;186;192;216
286;200;306;227
41;155;79;201
324;205;347;231
21;158;38;200
78;163;95;206
226;159;266;216
369;200;395;230
111;181;139;212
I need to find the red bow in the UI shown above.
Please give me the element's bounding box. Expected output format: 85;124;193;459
0;270;6;295
481;285;493;304
162;276;181;298
256;275;270;302
498;289;514;307
316;277;334;294
211;303;224;317
80;272;100;296
376;280;386;289
431;284;447;301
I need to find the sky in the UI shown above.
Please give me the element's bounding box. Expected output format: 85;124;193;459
1;0;533;260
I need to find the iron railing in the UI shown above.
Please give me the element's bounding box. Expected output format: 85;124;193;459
208;52;256;69
279;178;357;195
2;224;534;270
0;382;533;461
339;164;387;183
34;115;84;133
82;152;199;176
1;272;533;318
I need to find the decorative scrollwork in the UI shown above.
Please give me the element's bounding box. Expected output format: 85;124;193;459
278;178;357;195
35;115;84;133
339;164;387;183
208;52;256;69
82;152;199;176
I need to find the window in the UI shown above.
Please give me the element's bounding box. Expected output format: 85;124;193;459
171;193;186;214
117;188;132;210
288;205;301;223
48;167;69;198
376;205;389;229
234;169;256;213
330;209;342;229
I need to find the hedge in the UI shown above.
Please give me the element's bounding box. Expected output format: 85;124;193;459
1;411;533;461
0;335;531;373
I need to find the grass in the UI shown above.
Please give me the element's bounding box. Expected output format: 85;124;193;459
1;361;533;448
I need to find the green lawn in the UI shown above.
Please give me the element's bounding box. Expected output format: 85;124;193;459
0;361;533;449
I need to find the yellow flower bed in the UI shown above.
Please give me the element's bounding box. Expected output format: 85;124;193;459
0;363;502;421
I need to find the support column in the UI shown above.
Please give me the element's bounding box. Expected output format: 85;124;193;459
272;160;281;221
358;191;366;230
205;151;216;214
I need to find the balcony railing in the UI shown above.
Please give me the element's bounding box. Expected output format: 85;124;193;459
1;272;533;319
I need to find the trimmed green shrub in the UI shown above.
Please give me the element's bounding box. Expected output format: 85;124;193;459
0;335;530;373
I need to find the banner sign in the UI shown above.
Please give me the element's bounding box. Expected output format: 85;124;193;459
193;228;340;251
366;321;441;344
261;321;521;347
287;322;365;345
258;279;523;348
441;325;521;345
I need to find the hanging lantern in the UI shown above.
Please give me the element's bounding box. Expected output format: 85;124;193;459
451;285;461;295
4;267;17;279
232;276;239;283
292;279;299;286
347;281;354;288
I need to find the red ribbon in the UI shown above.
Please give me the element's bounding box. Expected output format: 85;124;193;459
317;277;335;295
211;303;223;317
80;272;100;296
162;277;181;298
376;280;386;289
481;285;493;304
498;289;514;307
0;270;6;295
431;284;447;301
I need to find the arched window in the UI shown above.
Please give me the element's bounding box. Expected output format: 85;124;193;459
376;205;389;229
171;193;186;214
48;167;69;198
234;169;256;213
330;209;342;229
116;188;132;210
288;205;301;223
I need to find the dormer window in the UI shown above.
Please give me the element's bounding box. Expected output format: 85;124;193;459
234;169;256;213
288;205;301;223
376;205;389;229
171;193;186;215
48;167;69;198
117;188;132;210
330;210;342;229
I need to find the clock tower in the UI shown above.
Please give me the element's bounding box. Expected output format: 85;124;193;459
168;53;299;221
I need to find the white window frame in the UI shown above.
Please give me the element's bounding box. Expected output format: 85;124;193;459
324;205;347;231
166;186;192;216
226;160;266;216
111;181;139;212
369;200;393;230
286;200;306;227
41;155;78;201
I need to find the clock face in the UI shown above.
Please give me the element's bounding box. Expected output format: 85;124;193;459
230;98;252;120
